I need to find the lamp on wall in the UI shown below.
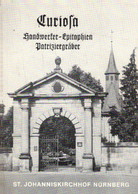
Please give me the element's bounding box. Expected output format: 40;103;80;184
53;107;62;117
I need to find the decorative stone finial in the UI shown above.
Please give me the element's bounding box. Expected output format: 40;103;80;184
54;57;62;72
55;56;61;66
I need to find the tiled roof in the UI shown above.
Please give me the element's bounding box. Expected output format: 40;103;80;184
105;48;119;74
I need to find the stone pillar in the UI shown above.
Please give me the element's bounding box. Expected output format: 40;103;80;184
19;99;31;172
93;99;102;167
75;134;84;171
30;134;39;172
82;98;93;171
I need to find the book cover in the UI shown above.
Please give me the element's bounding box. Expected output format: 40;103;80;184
0;1;138;194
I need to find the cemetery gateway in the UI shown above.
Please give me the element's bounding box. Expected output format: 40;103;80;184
8;57;106;172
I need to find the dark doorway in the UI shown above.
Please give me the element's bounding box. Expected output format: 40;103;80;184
39;116;76;171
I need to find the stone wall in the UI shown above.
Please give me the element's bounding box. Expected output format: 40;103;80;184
102;143;138;171
0;148;12;171
1;144;138;172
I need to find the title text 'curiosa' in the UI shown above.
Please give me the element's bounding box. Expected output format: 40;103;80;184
37;15;78;29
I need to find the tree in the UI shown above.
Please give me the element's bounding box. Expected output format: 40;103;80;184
40;116;75;152
68;65;103;92
2;107;13;147
109;49;138;141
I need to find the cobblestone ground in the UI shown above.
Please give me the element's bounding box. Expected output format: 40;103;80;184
0;171;138;194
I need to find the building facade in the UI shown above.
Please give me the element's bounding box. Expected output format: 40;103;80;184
102;46;122;142
9;57;106;172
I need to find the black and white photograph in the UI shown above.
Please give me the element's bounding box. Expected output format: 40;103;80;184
0;1;138;194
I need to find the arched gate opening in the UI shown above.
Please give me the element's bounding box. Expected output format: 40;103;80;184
39;116;76;171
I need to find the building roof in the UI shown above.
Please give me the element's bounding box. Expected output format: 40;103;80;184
102;83;122;114
105;47;120;75
8;70;107;99
8;57;107;99
102;46;122;114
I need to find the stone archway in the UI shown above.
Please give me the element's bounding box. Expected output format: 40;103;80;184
10;58;105;172
33;109;82;134
31;108;84;172
39;115;76;171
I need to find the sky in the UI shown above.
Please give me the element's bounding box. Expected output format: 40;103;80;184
1;0;138;112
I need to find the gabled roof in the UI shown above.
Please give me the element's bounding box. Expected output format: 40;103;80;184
102;83;122;113
105;47;119;75
9;71;98;96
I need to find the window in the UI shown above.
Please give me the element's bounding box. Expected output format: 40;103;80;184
111;76;113;81
115;75;118;80
106;76;109;81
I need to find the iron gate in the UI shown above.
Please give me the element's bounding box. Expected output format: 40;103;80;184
39;136;59;171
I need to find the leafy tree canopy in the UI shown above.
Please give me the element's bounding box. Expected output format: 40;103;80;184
1;106;13;147
109;50;138;142
40;116;75;151
68;65;103;92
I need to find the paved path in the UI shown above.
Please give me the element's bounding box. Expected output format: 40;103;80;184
0;171;138;194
